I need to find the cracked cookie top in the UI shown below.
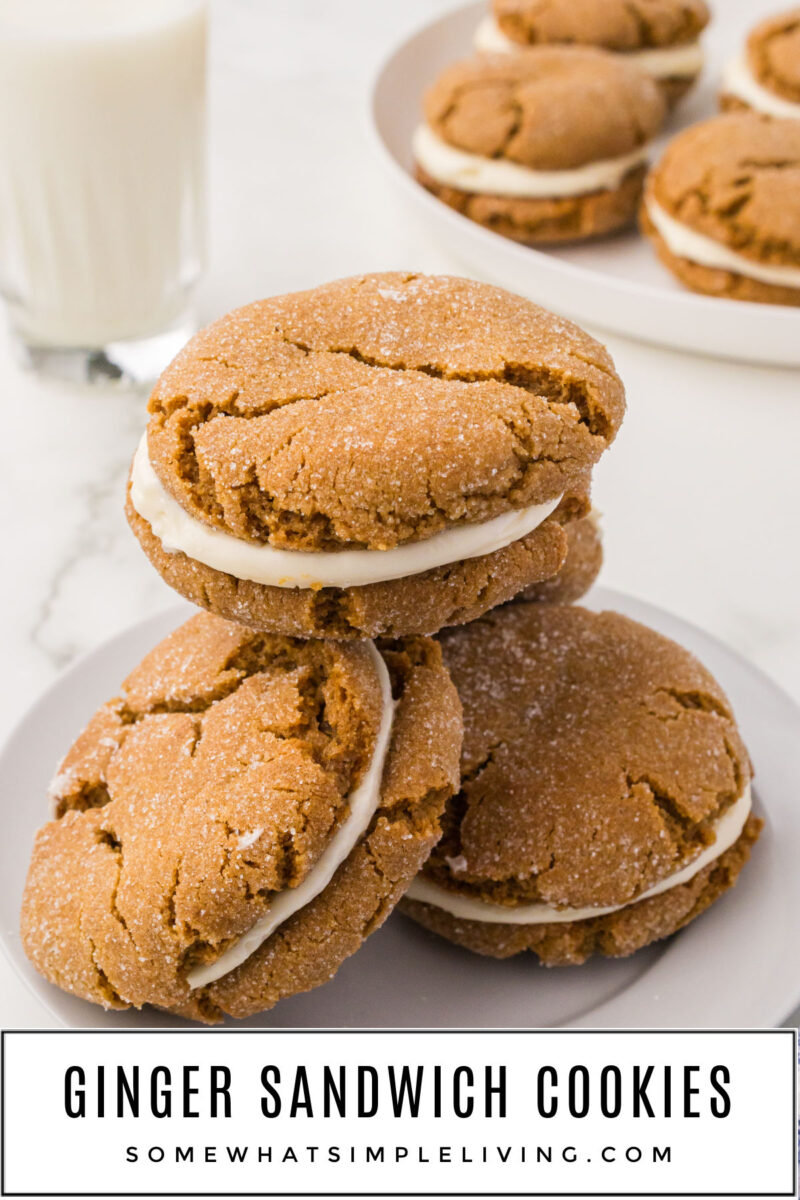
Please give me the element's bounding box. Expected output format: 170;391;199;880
492;0;709;51
424;50;664;172
431;604;751;910
646;113;800;265
745;7;800;103
21;613;462;1018
144;273;625;552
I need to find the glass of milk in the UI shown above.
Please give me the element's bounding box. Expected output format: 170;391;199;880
0;0;207;384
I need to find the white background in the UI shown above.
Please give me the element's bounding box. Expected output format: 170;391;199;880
0;0;798;1036
2;1031;796;1196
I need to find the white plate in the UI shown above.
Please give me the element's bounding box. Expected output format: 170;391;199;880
369;0;800;366
1;588;799;1029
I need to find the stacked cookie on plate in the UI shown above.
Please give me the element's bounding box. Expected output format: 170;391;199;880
413;47;667;244
641;111;800;306
412;0;714;248
403;605;760;964
20;272;761;1021
125;272;619;635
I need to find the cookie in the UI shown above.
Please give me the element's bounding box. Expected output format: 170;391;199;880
641;113;800;305
127;272;625;637
414;49;665;244
720;8;800;119
402;604;761;965
475;0;709;104
513;510;602;604
21;612;462;1021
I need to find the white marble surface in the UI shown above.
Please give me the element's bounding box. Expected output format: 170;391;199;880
1;0;798;1029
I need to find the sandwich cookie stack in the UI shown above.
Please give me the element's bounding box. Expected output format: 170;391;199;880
20;270;761;1016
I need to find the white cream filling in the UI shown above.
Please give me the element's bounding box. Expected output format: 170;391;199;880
406;784;752;925
187;643;395;988
473;15;703;78
130;432;562;589
624;40;704;78
413;123;648;198
721;51;800;119
646;197;800;289
473;14;520;54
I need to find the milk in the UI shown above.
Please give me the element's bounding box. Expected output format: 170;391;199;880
0;0;206;352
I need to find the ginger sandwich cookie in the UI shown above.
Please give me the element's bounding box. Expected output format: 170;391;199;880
126;272;625;637
20;613;462;1021
414;49;665;244
474;0;709;105
721;8;800;119
402;604;761;965
641;113;800;306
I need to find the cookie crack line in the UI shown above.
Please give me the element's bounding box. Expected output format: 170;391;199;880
622;0;650;47
49;634;350;819
624;772;694;834
654;685;730;717
130;434;564;590
167;328;611;441
461;739;505;787
273;332;610;438
95;829;139;963
498;88;525;160
86;936;125;1009
406;784;753;926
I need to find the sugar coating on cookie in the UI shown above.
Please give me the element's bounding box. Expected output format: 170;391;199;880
21;613;462;1021
513;510;602;605
127;272;625;637
476;0;709;102
721;8;800;117
414;50;664;243
402;604;760;965
641;113;800;305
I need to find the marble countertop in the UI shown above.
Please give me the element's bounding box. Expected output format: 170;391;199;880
1;0;798;1029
